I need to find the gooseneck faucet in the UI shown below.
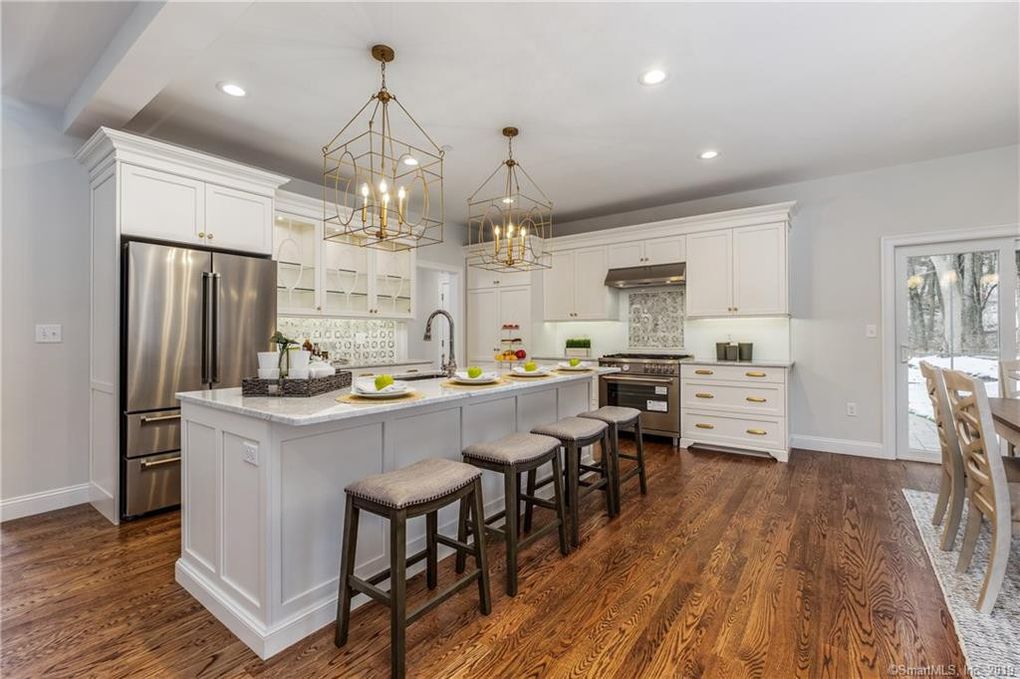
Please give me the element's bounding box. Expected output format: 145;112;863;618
422;309;457;378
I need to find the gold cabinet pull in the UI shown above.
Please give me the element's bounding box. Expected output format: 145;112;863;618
207;233;214;240
746;428;767;436
695;392;714;399
745;396;767;403
745;371;767;378
695;423;715;430
694;369;714;375
198;231;206;238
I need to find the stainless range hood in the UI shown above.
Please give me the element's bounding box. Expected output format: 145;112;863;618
604;262;686;288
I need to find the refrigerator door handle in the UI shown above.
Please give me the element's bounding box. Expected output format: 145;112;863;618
201;272;212;383
211;272;221;384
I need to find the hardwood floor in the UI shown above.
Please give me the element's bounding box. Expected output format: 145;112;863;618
1;444;965;678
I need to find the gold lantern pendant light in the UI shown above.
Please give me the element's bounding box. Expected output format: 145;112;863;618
467;126;552;272
322;44;444;251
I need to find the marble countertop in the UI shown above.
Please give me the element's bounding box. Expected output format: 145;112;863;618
334;359;432;372
682;358;795;369
178;367;617;427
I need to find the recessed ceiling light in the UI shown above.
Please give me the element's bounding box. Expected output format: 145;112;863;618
217;82;246;97
402;156;419;166
699;150;719;160
502;197;514;204
639;69;667;86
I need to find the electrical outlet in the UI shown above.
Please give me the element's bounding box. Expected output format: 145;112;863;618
846;402;858;417
242;442;259;466
35;324;62;343
865;324;878;338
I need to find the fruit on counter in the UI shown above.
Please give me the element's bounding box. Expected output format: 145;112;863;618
515;349;527;359
467;366;483;379
374;374;394;391
524;361;538;372
569;358;581;367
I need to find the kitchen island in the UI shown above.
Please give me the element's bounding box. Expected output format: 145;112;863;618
174;367;614;659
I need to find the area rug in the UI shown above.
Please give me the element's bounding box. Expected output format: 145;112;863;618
902;489;1020;677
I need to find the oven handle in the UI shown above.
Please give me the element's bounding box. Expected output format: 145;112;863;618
601;375;676;386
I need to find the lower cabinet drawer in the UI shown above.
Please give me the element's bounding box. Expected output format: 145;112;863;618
682;381;785;416
682;364;786;384
683;410;785;450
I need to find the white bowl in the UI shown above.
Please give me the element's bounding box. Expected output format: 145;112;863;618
257;352;278;369
258;367;279;379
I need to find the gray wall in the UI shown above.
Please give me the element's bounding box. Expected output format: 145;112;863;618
557;145;1020;448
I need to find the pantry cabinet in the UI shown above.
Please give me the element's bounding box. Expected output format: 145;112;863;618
467;285;531;363
686;222;787;317
542;246;617;321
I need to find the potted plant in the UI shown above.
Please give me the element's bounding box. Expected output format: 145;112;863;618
270;331;299;378
564;337;592;358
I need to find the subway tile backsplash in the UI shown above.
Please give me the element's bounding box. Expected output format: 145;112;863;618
628;289;685;349
277;316;405;365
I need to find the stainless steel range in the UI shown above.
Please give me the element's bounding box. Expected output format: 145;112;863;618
598;352;691;446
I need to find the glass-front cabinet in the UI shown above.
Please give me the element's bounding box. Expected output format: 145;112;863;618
273;191;414;319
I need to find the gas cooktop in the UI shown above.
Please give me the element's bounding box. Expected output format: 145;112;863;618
600;352;692;361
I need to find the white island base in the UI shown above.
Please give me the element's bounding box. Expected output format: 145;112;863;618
175;371;605;659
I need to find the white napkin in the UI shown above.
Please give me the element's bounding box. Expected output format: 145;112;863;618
353;379;408;394
455;371;498;381
512;365;550;375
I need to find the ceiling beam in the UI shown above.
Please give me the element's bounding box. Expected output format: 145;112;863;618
62;1;253;138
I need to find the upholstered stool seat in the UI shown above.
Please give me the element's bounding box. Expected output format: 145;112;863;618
530;417;613;548
460;432;569;596
336;458;491;679
580;406;648;514
345;458;481;509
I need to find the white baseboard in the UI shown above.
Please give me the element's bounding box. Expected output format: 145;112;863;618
0;482;91;522
790;435;893;460
895;449;941;464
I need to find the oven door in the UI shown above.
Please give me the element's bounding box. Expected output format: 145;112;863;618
599;374;679;434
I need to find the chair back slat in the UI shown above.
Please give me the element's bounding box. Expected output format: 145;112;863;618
919;361;964;482
1000;359;1020;399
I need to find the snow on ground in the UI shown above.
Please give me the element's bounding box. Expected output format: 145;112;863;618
908;355;999;422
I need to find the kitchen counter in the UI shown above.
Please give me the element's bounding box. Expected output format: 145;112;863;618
175;366;615;659
683;358;795;369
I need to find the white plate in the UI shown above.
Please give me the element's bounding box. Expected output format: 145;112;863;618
511;366;551;377
351;387;415;399
557;361;592;371
452;372;499;385
353;380;412;397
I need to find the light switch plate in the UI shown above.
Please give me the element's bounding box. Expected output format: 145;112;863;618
35;324;62;343
242;442;259;466
865;324;878;338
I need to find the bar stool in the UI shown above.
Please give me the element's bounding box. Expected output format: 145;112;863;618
459;432;570;596
335;458;491;679
530;417;613;548
580;406;647;515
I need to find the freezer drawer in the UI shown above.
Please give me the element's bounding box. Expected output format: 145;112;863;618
124;451;181;517
124;410;181;458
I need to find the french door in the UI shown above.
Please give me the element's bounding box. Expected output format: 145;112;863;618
894;237;1017;460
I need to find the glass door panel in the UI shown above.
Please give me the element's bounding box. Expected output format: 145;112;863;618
273;214;319;314
373;249;413;317
322;223;371;315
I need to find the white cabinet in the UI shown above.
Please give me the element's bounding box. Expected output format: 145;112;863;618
542;246;617;321
686;223;787;317
273;212;320;315
467;267;531;290
120;163;274;254
606;235;686;268
499;285;532;348
467;286;532;363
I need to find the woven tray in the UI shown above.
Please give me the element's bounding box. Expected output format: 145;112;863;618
241;371;352;397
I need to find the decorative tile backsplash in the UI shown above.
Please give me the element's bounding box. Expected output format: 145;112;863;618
277;317;404;365
628;289;685;348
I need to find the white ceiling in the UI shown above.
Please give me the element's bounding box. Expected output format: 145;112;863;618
5;2;1018;225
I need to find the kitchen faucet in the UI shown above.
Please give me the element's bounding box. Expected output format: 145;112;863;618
422;309;457;378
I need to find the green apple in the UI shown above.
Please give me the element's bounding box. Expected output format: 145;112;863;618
374;374;394;391
524;361;538;372
569;358;581;367
467;366;482;379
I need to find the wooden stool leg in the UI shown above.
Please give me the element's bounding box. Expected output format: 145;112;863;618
426;510;438;590
455;497;468;574
566;443;581;548
503;469;520;596
471;479;492;614
523;468;537;532
389;510;408;679
335;496;359;647
603;430;617;518
550;450;570;555
635;418;648;495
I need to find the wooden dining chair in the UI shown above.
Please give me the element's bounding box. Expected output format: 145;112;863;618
999;359;1020;456
919;361;965;550
943;368;1020;614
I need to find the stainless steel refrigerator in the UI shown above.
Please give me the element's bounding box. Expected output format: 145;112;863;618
121;241;276;519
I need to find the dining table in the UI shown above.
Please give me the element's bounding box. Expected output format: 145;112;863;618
988;397;1020;450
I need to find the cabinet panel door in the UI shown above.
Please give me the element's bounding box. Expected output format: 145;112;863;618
467;267;498;290
732;223;787;315
372;249;414;318
467;288;500;362
321;239;371;316
686;230;733;316
644;235;686;265
498;285;532;353
573;246;613;320
607;242;644;269
543;251;575;320
273;212;320;314
205;184;273;254
121;164;205;245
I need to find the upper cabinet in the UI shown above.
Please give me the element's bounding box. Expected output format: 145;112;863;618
542;246;617;321
120;165;206;246
606;235;686;268
686;222;788;317
205;184;273;253
467;266;532;290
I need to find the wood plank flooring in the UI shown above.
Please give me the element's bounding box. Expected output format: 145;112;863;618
1;444;965;678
